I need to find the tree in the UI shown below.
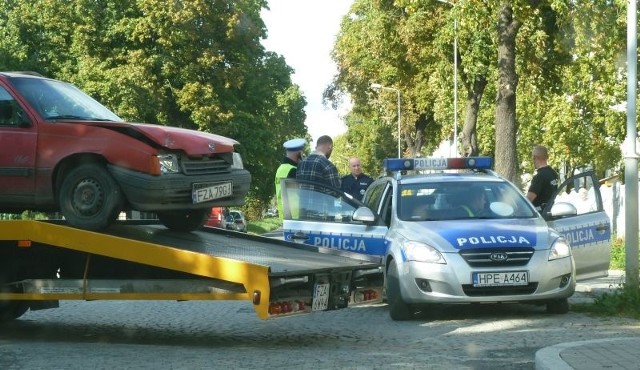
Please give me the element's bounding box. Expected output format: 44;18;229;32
330;0;626;185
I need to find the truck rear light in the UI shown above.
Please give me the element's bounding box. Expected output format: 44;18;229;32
17;240;31;248
268;300;308;316
352;288;381;303
252;290;261;305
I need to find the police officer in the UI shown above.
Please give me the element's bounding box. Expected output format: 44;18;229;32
527;145;559;209
341;157;373;201
275;138;305;220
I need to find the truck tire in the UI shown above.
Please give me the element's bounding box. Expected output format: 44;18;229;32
157;209;209;232
0;301;28;322
59;163;123;230
386;261;413;321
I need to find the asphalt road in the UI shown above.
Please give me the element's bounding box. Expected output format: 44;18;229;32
1;277;639;370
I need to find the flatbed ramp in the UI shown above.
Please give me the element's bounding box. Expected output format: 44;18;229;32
0;221;383;321
106;223;379;275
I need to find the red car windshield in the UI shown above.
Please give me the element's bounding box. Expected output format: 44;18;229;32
10;76;122;122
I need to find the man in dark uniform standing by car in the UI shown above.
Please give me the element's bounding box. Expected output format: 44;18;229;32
341;157;373;201
527;145;559;209
274;138;305;220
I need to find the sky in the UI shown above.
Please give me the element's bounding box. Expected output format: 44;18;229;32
261;0;353;145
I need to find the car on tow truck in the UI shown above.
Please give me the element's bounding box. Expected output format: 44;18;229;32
0;72;251;231
279;157;611;320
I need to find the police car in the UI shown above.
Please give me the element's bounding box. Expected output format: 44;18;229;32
280;157;611;320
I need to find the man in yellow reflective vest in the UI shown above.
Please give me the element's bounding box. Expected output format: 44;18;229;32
275;138;305;220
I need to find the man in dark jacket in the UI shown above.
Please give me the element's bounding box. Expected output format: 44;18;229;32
527;145;559;209
341;157;373;201
296;135;340;188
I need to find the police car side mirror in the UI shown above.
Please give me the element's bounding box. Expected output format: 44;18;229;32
353;207;376;223
546;202;577;219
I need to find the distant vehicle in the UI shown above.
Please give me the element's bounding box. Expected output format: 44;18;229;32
280;157;612;320
266;208;278;217
205;207;229;229
0;72;251;232
226;210;247;232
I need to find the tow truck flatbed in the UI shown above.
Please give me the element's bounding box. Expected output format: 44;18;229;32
0;221;383;322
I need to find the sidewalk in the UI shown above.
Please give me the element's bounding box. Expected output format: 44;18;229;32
535;270;640;370
535;337;640;370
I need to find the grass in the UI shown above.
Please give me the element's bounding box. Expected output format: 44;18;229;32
247;217;282;235
572;236;640;319
609;236;625;270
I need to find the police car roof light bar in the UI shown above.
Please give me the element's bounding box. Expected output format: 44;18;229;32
383;157;493;172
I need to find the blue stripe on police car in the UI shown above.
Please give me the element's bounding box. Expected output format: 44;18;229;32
284;231;387;256
437;223;537;250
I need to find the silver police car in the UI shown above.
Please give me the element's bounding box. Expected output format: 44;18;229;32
280;157;611;320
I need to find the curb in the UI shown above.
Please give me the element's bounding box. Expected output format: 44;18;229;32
534;337;639;370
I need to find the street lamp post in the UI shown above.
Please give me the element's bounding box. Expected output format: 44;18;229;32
437;0;458;157
371;83;401;158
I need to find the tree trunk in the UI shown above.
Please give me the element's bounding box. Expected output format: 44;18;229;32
495;3;521;183
460;75;487;157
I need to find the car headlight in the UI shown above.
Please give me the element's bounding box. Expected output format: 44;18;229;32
157;154;180;174
231;152;244;170
548;238;571;261
403;241;446;264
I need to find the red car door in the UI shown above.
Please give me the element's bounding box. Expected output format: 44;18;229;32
0;85;37;206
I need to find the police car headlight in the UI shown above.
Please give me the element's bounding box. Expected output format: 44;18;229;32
549;238;571;261
403;241;446;264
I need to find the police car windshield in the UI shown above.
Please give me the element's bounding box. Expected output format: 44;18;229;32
398;181;536;221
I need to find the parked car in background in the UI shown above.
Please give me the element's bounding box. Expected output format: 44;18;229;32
226;210;247;232
205;207;229;229
0;72;251;232
265;208;278;217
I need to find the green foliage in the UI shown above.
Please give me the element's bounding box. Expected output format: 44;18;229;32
574;286;640;320
247;217;281;235
0;213;20;220
329;0;627;182
610;237;625;270
331;112;397;178
0;211;48;220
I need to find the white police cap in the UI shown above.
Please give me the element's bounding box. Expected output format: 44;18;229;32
283;138;305;152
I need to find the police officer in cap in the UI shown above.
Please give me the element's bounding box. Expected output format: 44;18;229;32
275;138;305;220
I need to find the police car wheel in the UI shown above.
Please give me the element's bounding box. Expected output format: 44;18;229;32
546;298;569;314
386;261;413;321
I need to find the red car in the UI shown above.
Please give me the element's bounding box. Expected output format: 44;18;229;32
0;72;251;231
205;207;229;228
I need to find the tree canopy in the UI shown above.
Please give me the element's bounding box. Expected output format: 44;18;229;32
328;0;627;184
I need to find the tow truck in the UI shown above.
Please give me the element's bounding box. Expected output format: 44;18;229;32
0;220;383;322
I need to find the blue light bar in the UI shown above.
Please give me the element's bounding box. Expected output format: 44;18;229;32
383;157;493;172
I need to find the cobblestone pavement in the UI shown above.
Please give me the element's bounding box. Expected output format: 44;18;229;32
1;290;639;370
